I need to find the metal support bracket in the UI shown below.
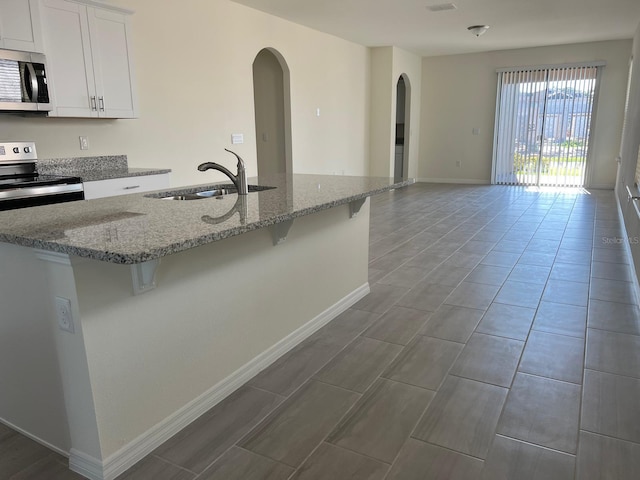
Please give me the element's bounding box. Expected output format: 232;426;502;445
130;259;160;295
349;198;367;218
269;220;294;246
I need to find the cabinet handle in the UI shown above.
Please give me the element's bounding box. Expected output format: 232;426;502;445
123;185;140;190
90;96;97;111
99;96;105;111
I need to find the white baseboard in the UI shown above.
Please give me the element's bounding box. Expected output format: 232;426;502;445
69;282;370;480
615;196;640;306
0;417;68;457
416;177;490;185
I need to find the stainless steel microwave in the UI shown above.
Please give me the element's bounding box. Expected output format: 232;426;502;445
0;48;51;113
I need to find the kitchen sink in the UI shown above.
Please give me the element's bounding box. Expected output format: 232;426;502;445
150;184;275;201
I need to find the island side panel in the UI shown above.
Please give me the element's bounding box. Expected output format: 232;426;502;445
0;243;71;454
72;201;370;460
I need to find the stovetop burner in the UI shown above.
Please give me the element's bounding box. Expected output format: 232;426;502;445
0;141;85;210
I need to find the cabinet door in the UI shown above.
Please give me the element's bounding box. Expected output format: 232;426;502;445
0;0;43;52
88;8;137;118
40;0;97;117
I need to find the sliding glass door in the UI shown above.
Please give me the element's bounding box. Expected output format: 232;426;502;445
492;64;601;187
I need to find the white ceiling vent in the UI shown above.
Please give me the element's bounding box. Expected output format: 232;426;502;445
426;3;458;12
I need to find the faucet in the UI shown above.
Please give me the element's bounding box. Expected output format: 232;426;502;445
197;149;248;195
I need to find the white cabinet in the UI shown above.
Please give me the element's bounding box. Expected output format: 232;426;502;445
40;0;137;118
0;0;43;52
83;174;170;200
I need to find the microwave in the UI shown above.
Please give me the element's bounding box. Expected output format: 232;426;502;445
0;48;51;113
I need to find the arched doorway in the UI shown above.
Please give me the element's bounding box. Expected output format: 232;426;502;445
252;48;292;176
394;74;411;179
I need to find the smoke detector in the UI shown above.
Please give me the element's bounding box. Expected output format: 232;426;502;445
468;25;490;36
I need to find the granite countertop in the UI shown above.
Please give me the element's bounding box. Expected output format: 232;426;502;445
37;155;171;182
0;174;413;264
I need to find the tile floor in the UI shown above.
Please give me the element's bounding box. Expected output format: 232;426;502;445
2;183;640;479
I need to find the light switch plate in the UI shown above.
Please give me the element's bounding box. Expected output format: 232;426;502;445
231;134;244;144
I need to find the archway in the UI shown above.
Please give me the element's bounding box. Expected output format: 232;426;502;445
252;48;292;176
394;74;411;179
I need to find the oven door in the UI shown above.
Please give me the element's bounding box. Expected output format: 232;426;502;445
0;184;84;211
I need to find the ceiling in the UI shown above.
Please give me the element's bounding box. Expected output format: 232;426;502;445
231;0;640;57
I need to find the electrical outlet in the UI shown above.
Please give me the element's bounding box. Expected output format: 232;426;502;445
231;133;244;144
79;136;89;150
55;296;75;333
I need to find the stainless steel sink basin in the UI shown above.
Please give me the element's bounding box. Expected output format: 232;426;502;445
153;185;275;201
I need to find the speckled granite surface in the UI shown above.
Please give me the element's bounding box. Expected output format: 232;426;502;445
0;174;413;264
37;155;171;182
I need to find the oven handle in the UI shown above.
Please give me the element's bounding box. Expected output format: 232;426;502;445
0;183;84;201
25;62;39;103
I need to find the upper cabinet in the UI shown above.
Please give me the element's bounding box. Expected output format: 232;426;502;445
40;0;138;118
0;0;44;52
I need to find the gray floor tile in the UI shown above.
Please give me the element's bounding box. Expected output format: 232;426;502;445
591;260;633;282
527;238;561;253
585;328;640;378
465;264;511;286
241;381;359;467
542;279;589;307
518;251;556;267
312;308;379;343
413;376;508;459
377;265;431;288
459;240;496;255
532;301;587;338
589;277;637;305
115;457;194;480
576;431;640;480
290;443;388;480
248;334;350;397
404;251;449;270
418;304;485;343
476;303;536;341
581;369;640;443
444;281;501;310
482;251;521;268
508;264;550;284
518;331;584;384
198;447;293;480
423;263;473;287
497;373;581;454
11;454;86;480
352;283;409;314
549;262;590;283
444;252;485;269
482;435;575;480
362;306;430;345
554;248;592;265
397;281;455;312
314;337;402;393
0;432;56;479
328;379;434;463
153;386;283;473
494;280;545;309
386;438;483;480
588;298;640;335
493;239;528;254
382;336;464;390
450;333;524;387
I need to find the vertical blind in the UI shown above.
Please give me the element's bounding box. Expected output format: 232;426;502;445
492;64;602;187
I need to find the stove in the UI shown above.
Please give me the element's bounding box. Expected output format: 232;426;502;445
0;142;84;211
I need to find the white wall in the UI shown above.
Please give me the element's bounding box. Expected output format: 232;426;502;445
0;0;371;186
369;46;422;179
616;22;640;284
419;40;632;186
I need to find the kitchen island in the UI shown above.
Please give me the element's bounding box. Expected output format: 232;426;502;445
0;174;411;480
